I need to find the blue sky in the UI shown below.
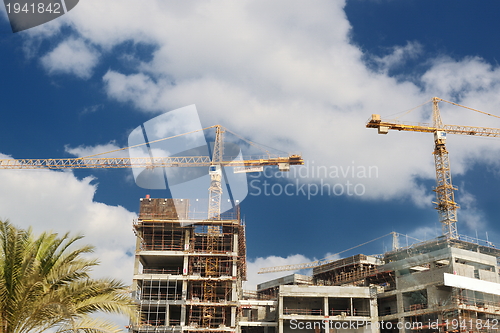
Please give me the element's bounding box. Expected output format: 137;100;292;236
2;0;500;295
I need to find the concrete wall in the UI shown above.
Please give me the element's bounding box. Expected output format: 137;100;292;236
280;285;372;298
397;266;450;290
452;262;475;278
479;268;498;283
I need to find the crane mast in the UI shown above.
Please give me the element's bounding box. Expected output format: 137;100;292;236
208;125;225;220
204;126;224;324
431;98;459;239
368;97;460;238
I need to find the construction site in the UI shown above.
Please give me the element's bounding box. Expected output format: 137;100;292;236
2;100;500;333
128;194;500;333
125;98;500;333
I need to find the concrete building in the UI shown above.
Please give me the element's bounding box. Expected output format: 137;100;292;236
277;284;378;333
247;238;500;333
257;274;313;299
129;197;500;333
376;237;500;333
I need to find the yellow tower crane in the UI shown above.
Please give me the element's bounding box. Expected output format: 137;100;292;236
0;124;303;219
367;97;500;239
258;97;500;275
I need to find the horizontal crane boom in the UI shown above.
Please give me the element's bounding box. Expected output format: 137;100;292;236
367;115;500;137
0;155;304;170
258;260;330;274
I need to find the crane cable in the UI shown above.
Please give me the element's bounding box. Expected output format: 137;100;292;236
223;127;288;157
77;125;219;159
384;97;500;123
389;98;433;121
438;97;500;120
261;232;396;273
317;232;394;262
78;124;290;161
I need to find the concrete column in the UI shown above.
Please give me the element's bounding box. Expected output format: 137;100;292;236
183;229;190;275
324;297;330;333
180;280;188;326
233;230;239;277
369;291;379;333
165;304;170;326
398;317;405;333
233;226;239;252
184;228;190;251
232;256;238;277
396;292;404;313
183;256;189;276
232;280;237;302
426;285;437;307
396;292;404;333
131;226;143;327
133;235;142;273
132;235;142;289
180;304;186;326
231;306;237;327
278;294;284;333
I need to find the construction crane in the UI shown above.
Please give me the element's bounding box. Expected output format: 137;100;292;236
0;123;303;329
0;124;304;219
257;232;422;274
258;97;500;275
367;97;500;239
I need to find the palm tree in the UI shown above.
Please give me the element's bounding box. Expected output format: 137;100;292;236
0;220;137;333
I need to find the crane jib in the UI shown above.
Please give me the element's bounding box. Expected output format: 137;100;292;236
0;156;304;170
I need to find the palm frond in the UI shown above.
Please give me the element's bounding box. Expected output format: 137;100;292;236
0;220;137;333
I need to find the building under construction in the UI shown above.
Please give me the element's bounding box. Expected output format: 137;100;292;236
129;197;500;333
129;197;246;332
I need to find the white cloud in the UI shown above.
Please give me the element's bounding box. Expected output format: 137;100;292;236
24;1;500;226
371;41;423;73
102;71;165;112
407;226;439;244
0;154;136;281
455;183;486;232
75;0;432;205
40;38;99;79
65;141;127;158
81;104;104;115
244;254;312;291
422;56;500;99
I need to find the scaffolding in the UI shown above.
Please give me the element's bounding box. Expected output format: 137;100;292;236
313;254;382;286
187;306;232;329
131;198;245;333
202;225;220;328
137;277;183;301
138;221;184;251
